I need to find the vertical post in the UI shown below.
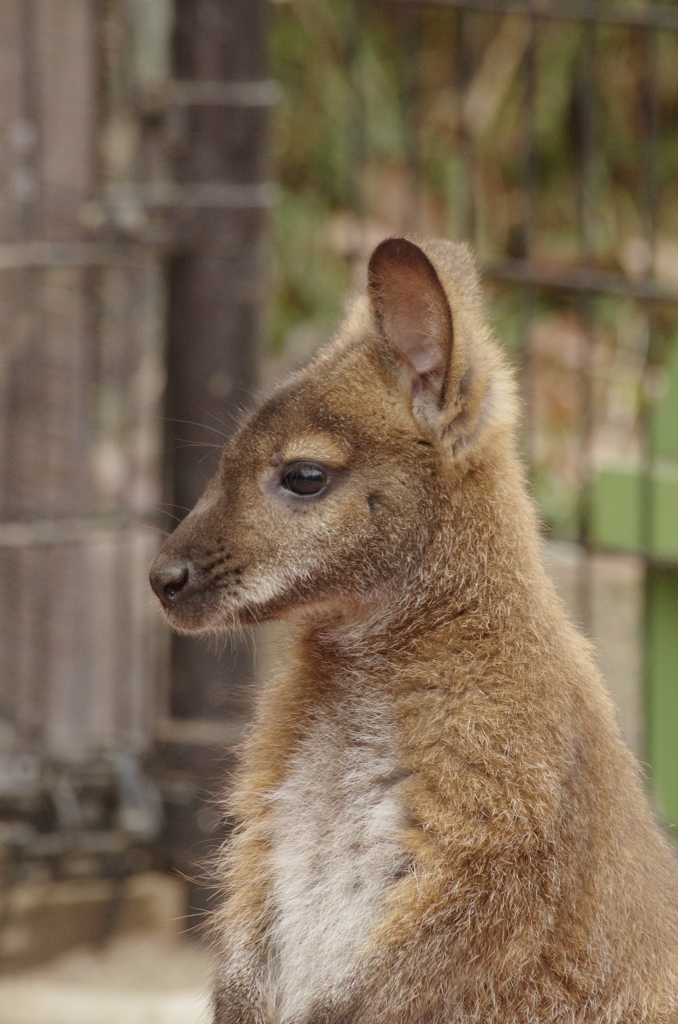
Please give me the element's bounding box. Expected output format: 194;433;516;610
572;17;597;633
162;0;271;926
348;0;366;238
518;17;538;475
453;8;475;245
398;3;422;233
523;17;538;260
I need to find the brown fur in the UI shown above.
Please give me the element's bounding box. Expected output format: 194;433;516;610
150;237;678;1024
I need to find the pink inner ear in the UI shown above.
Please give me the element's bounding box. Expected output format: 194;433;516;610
392;313;445;376
372;250;450;386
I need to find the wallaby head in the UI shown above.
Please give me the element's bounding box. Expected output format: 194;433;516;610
150;237;518;634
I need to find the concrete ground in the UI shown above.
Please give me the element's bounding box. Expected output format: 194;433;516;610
0;874;214;1024
0;931;214;1024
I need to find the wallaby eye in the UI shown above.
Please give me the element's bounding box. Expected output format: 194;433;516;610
282;461;328;496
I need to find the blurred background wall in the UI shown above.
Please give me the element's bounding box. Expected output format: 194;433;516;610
0;0;677;974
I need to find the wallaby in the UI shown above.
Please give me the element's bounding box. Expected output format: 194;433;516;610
150;237;678;1024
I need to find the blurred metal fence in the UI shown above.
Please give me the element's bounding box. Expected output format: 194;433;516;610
0;0;271;934
0;0;171;877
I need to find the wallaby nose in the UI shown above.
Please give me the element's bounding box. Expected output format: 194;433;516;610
149;562;190;609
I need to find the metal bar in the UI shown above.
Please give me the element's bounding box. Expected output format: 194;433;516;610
482;259;678;303
641;23;663;778
573;16;597;634
641;16;660;509
0;186;278;270
401;4;423;231
169;79;281;106
0;516;160;548
0;241;161;269
639;25;660;568
348;0;367;223
518;19;538;477
19;0;41;238
384;0;678;31
144;180;279;209
15;830;129;859
523;18;538;257
641;27;660;255
453;7;476;243
155;717;244;747
574;19;596;260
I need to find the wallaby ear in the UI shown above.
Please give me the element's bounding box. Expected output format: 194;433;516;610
367;237;453;404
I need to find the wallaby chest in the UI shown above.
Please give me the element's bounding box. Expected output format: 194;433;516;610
266;691;408;1023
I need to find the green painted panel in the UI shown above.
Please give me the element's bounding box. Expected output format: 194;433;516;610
591;465;678;562
653;467;678;561
652;335;678;460
646;568;678;827
590;468;642;553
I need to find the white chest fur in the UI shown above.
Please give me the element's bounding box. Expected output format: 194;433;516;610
267;696;408;1023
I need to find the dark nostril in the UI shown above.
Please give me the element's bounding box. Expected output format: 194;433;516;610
164;565;189;600
150;564;190;608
